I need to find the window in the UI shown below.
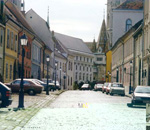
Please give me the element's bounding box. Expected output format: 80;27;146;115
80;56;82;61
126;19;132;32
76;72;78;80
83;74;85;81
87;58;89;62
83;66;85;71
97;57;103;61
11;32;14;50
76;56;78;60
68;76;69;86
76;65;77;70
10;65;12;80
0;28;3;46
79;73;81;80
6;63;8;79
15;35;17;52
87;67;88;71
12;80;20;85
71;77;72;85
80;66;81;71
7;29;10;48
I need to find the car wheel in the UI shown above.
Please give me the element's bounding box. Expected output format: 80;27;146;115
102;91;104;93
110;93;113;96
28;89;36;96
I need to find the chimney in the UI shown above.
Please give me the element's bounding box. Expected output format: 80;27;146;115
21;0;25;16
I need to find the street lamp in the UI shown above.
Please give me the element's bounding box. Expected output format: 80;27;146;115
60;67;62;89
55;62;58;89
129;61;133;94
63;72;66;89
18;34;28;108
46;55;50;95
116;67;119;82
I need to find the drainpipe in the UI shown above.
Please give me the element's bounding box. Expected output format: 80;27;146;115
133;38;136;90
141;4;145;85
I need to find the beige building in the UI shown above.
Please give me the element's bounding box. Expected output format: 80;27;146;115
112;20;142;94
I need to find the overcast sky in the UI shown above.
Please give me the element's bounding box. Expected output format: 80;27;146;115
25;0;107;42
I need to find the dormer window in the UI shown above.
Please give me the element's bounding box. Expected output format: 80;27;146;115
126;19;132;32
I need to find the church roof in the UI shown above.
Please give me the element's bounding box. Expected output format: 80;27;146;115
25;9;54;51
115;0;143;10
97;19;107;48
54;33;93;54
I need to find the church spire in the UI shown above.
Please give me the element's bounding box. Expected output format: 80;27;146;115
47;6;50;28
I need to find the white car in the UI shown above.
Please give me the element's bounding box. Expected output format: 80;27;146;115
94;84;103;91
81;84;90;90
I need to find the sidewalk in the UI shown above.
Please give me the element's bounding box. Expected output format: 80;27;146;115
0;91;64;130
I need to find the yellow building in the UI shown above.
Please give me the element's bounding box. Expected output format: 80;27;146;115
106;50;112;82
3;22;20;83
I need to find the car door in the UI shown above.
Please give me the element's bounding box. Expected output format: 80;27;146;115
23;81;32;92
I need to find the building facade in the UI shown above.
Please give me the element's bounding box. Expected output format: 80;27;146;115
55;33;94;84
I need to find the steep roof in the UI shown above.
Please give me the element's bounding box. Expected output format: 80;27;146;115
54;33;92;54
25;9;54;51
97;19;107;46
115;0;143;10
5;1;34;34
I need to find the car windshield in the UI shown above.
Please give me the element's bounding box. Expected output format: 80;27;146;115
135;87;150;93
112;84;123;88
97;84;103;86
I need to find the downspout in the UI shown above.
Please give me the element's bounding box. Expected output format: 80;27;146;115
141;2;145;85
133;37;136;90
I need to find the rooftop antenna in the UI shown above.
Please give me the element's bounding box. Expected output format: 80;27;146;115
103;8;105;20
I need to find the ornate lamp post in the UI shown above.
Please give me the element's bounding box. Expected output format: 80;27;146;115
46;55;50;95
60;67;62;89
129;61;133;94
18;34;28;108
55;62;58;89
116;67;119;82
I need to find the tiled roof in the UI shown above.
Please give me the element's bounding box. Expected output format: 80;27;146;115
55;33;93;54
25;9;54;51
116;0;143;10
5;1;34;33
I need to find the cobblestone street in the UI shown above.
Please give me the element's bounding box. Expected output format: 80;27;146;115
21;91;146;130
0;91;63;130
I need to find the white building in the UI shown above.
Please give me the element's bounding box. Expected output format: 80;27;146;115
54;33;94;84
107;0;143;47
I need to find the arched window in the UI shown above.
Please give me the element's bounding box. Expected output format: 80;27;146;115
126;19;132;31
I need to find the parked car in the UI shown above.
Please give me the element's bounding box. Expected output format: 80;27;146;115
109;83;125;96
42;79;56;91
94;84;103;91
106;83;112;94
30;79;48;91
53;81;61;90
131;86;150;106
102;83;109;93
0;92;2;107
5;79;43;96
81;84;90;90
0;82;12;107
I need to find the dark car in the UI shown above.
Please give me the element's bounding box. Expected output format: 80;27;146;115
42;79;56;91
0;82;12;107
131;86;150;106
5;79;43;96
0;92;2;107
31;79;48;91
